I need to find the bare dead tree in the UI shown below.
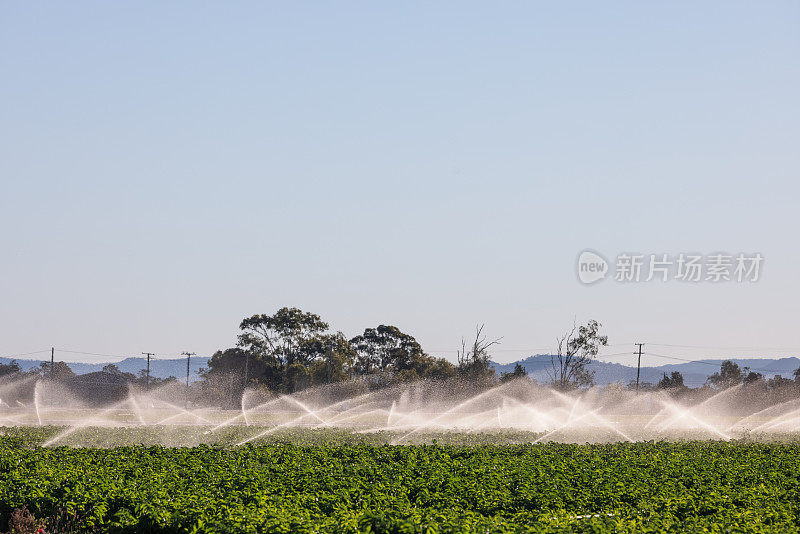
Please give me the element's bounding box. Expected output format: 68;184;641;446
549;320;608;390
457;324;502;380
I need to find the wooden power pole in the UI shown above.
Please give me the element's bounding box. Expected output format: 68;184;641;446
182;351;195;408
635;343;645;393
142;352;155;391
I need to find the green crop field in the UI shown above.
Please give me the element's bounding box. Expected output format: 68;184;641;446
1;430;800;533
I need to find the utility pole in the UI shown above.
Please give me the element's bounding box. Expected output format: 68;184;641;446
182;351;195;408
635;343;645;393
50;347;54;380
142;352;155;391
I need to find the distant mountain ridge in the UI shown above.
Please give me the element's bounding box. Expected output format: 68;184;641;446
490;355;800;387
3;354;798;387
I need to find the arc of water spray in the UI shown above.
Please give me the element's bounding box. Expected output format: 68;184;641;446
33;381;43;426
234;391;385;445
533;406;603;444
387;401;396;427
318;408;390;428
460;408;505;432
280;395;327;425
154;410;212;426
150;399;213;425
212;387;380;434
311;400;384;428
241;401;250;426
531;402;634;444
750;407;800;433
502;396;563;433
642;391;678;430
43;395;144;447
235;410;322;446
207;396;285;433
127;392;147;426
725;398;800;432
655;401;731;440
538;392;632;441
391;382;517;444
758;415;800;432
644;387;740;439
303;389;392;427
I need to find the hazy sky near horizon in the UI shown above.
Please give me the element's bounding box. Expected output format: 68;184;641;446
1;2;799;367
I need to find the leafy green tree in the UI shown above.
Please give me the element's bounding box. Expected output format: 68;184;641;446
239;307;329;365
100;364;137;382
657;371;685;390
237;307;329;389
500;363;528;383
420;357;457;381
0;360;21;378
743;370;764;385
350;325;423;375
285;362;312;392
707;360;743;389
549;320;607;390
38;361;75;381
394;352;457;383
768;374;795;389
198;347;261;403
300;332;357;385
202;348;257;380
135;369;170;388
350;325;453;385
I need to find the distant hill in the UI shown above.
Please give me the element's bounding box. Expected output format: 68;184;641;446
4;353;799;388
0;356;211;382
490;355;800;387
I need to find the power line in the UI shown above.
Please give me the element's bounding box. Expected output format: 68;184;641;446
432;349;637;356
645;352;799;374
16;341;799;361
0;349;52;359
58;349;133;359
595;351;643;359
428;340;790;355
430;348;553;353
646;352;748;367
5;342;798;374
648;343;800;352
53;349;194;361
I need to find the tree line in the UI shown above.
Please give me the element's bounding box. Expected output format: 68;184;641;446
196;307;507;402
0;309;609;398
3;308;799;403
653;360;800;393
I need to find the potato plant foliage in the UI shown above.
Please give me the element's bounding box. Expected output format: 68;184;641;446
1;433;799;533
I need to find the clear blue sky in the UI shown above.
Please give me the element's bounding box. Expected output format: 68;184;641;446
1;2;798;366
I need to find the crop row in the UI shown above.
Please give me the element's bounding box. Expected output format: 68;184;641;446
1;438;800;532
